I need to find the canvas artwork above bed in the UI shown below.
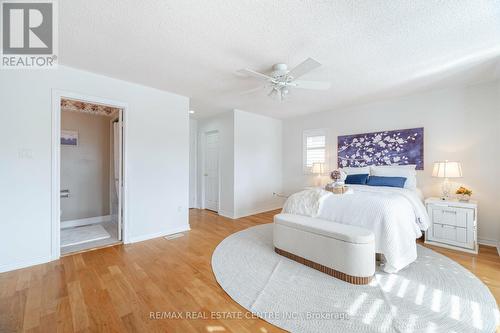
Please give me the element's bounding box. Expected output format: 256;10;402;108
337;127;424;170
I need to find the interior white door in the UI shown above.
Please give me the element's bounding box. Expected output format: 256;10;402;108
204;131;219;212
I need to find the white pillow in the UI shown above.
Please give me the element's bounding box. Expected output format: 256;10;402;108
370;165;417;189
339;166;371;181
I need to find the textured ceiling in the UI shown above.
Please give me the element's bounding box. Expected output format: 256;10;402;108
59;1;500;119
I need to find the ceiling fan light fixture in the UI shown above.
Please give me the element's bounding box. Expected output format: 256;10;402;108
268;88;278;98
238;58;329;102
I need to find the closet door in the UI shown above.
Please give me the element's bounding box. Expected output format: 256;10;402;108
204;131;219;212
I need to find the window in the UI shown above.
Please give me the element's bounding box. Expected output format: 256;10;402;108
303;129;327;173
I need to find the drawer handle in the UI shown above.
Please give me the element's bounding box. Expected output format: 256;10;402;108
444;210;457;214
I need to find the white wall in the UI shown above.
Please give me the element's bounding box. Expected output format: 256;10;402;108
196;110;284;219
197;111;235;217
282;80;500;246
61;111;110;221
234;110;284;218
189;118;198;208
0;65;190;272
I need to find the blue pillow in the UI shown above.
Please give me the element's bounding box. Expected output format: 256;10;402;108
367;176;407;188
344;174;369;185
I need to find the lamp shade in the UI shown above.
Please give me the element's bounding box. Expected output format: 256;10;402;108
432;161;462;178
312;162;325;174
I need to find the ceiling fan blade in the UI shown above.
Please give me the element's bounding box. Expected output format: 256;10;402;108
288;58;321;79
239;85;266;95
237;68;274;81
292;80;331;90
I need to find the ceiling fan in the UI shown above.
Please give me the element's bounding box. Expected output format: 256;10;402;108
238;58;331;101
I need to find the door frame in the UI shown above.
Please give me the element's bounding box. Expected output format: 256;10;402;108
109;114;123;241
201;130;220;212
51;90;128;260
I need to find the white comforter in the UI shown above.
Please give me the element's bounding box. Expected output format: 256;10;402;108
282;185;430;273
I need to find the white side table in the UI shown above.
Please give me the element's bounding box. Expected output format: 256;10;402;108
424;197;478;254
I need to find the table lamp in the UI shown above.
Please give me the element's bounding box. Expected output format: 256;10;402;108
312;162;325;187
432;160;462;200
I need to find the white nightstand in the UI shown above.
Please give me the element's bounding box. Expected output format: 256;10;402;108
424;197;478;254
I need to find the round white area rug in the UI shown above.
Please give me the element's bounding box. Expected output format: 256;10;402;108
212;224;499;333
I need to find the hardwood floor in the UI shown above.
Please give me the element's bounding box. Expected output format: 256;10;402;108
0;209;499;332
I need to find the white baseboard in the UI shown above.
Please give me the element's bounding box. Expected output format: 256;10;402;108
0;255;52;273
218;210;235;219
61;215;112;229
127;225;191;244
478;238;500;256
217;203;283;220
233;204;283;219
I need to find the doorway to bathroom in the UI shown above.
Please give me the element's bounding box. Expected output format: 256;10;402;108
51;92;126;257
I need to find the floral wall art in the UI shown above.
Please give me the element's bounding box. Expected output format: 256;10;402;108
337;127;424;170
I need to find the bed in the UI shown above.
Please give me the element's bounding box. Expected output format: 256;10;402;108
281;184;429;273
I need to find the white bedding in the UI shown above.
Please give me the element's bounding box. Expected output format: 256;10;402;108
282;185;429;273
281;188;333;217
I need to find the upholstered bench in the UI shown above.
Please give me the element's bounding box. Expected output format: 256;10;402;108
273;213;375;285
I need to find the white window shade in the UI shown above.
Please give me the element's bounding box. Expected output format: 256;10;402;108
303;130;327;173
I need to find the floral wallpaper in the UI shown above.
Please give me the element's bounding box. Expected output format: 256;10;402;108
337;127;424;170
61;99;120;116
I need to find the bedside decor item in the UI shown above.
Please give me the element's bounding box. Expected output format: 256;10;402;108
61;130;78;146
432;161;462;200
424;197;477;253
330;169;341;182
456;186;472;202
332;186;351;194
324;183;350;194
338;127;424;169
329;168;346;187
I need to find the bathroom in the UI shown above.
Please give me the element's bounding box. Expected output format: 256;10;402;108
60;98;123;254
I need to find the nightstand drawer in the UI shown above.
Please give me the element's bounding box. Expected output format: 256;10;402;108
429;206;474;228
432;224;468;245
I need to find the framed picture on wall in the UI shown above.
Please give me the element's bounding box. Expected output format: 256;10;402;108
337;127;424;169
61;130;78;146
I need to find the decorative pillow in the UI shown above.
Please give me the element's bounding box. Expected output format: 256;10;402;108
339;166;370;181
370;165;417;189
344;174;369;185
367;176;407;188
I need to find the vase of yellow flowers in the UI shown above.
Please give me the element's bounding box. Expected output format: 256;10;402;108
456;186;472;202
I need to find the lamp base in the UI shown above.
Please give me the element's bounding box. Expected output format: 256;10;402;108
315;175;322;187
441;178;451;200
